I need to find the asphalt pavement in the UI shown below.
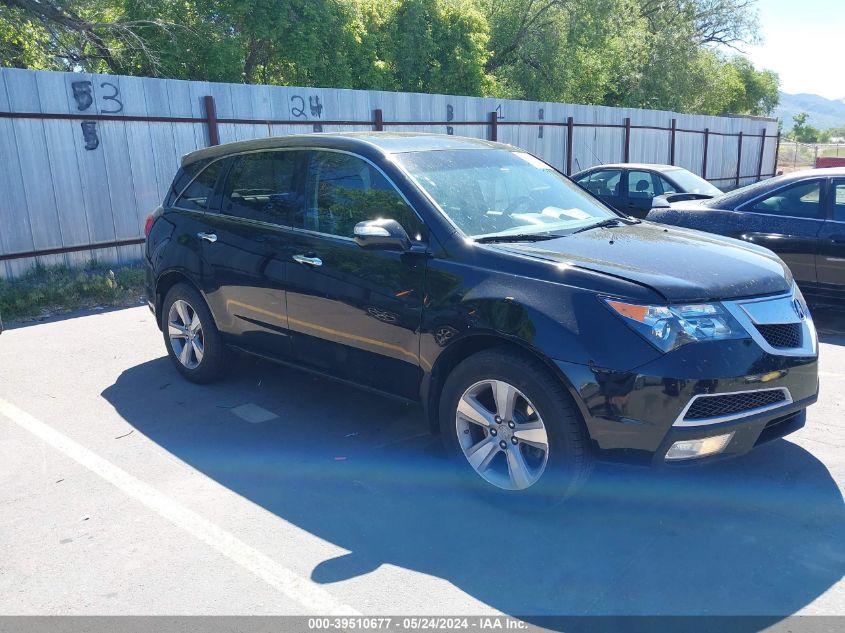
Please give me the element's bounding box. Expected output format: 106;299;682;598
1;305;843;619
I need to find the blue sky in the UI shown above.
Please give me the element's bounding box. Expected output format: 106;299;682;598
745;0;843;99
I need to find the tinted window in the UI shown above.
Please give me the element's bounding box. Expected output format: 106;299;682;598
302;151;425;240
628;171;656;198
166;159;209;207
576;169;622;198
222;151;303;225
748;180;822;219
834;180;845;222
174;161;223;211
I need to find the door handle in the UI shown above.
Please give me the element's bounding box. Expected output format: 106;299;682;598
292;254;322;267
197;232;218;243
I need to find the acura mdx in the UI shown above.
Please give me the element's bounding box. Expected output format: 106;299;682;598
143;133;819;501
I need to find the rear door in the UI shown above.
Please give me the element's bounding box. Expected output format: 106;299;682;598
816;178;845;287
732;178;825;284
196;150;306;359
574;169;623;211
284;149;429;399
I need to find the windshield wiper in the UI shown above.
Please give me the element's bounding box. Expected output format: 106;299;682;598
569;218;624;235
473;233;561;244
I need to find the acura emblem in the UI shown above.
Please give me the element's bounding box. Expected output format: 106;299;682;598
792;298;806;321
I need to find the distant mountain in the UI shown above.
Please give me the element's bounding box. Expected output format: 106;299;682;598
775;92;845;131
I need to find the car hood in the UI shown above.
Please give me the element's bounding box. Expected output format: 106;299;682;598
495;221;791;303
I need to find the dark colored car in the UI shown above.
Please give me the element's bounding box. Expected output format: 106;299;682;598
143;133;818;502
648;168;845;304
573;163;722;218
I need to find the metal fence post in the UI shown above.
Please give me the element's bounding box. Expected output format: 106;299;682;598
203;95;219;146
373;109;384;131
624;117;631;163
756;128;766;181
566;116;574;175
702;128;710;179
670;118;677;166
489;111;498;142
735;131;743;187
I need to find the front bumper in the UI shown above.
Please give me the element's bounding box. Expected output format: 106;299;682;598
554;336;819;464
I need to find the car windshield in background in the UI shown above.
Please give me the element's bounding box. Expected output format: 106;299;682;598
666;168;723;196
396;149;617;239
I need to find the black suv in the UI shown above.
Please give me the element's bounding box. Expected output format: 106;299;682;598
144;133;819;501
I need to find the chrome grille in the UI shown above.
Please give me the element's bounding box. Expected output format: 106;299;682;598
683;389;788;421
756;323;802;349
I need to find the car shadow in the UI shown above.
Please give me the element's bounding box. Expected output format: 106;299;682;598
102;355;845;625
811;304;845;346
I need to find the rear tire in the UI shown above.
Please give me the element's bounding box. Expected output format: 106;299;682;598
439;348;593;505
161;283;227;383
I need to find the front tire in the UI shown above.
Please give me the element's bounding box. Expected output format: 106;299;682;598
161;283;227;383
439;348;593;504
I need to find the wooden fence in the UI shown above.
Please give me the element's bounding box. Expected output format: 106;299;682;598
0;67;779;277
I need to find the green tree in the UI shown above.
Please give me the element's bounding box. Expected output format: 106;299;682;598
722;56;779;115
791;112;824;143
1;0;780;119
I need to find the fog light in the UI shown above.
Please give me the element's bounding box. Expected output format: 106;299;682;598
665;432;735;461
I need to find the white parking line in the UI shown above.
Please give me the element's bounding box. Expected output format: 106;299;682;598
0;397;359;616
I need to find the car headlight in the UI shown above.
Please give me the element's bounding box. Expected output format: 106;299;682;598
604;298;747;352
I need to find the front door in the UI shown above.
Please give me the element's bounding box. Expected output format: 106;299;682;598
734;179;825;284
284;150;428;400
624;170;659;218
816;178;845;288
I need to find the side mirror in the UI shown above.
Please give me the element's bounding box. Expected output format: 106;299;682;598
650;195;671;210
353;219;411;251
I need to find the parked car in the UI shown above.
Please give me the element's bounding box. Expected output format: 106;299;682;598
572;163;722;218
144;133;818;502
648;168;845;304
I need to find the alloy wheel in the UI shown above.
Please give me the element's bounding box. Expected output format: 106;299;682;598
455;379;550;490
167;299;204;370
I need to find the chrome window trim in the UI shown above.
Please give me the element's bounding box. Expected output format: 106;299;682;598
736;212;825;223
168;207;358;244
673;387;793;427
722;285;818;357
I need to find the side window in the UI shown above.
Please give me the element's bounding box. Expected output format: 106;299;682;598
302;151;425;240
174;161;223;211
748;180;822;219
657;175;678;194
833;180;845;222
221;151;303;225
576;169;622;198
628;171;656;199
166;159;208;207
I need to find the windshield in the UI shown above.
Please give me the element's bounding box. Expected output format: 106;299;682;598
395;149;617;238
666;168;722;196
703;174;789;208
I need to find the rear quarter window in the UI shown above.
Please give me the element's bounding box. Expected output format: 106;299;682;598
165;159;209;207
174;161;225;211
